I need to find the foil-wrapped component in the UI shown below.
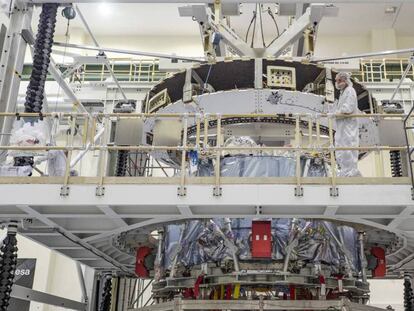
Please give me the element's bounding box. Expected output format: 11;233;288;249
197;155;299;177
161;154;356;277
162;219;360;276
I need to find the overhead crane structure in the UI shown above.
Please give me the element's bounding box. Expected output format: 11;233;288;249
0;0;414;310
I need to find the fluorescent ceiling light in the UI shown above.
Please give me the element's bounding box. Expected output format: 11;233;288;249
99;2;111;17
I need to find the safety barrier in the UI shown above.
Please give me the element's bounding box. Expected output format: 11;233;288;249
355;58;414;83
20;58;414;84
0;111;411;197
21;58;168;83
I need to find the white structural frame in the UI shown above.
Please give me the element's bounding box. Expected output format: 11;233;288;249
10;284;87;310
0;1;413;310
265;5;337;57
182;3;337;58
0;2;33;160
128;297;387;311
1;181;414;273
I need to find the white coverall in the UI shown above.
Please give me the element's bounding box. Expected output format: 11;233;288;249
36;150;67;176
332;84;361;177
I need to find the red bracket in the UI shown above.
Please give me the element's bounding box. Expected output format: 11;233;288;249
251;220;272;258
135;246;152;278
371;247;386;278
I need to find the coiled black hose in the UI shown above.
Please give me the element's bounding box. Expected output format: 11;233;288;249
404;275;414;311
99;277;112;311
15;4;58;167
116;150;129;176
24;3;58;113
390;150;403;177
0;229;18;311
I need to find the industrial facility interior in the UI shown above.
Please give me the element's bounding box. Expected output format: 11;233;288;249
1;0;414;310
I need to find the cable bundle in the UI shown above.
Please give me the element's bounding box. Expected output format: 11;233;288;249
24;3;58;113
116;150;129;176
99;277;112;311
390;150;403;177
404;275;414;311
0;232;18;311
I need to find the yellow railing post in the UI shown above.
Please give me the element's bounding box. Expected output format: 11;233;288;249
0;111;412;191
316;117;321;149
178;114;188;197
96;114;110;196
195;114;201;148
294;115;303;196
203;114;209;149
61;114;76;196
328;116;338;196
81;116;88;147
213;115;222;197
374;150;385;177
307;114;313;149
89;115;97;146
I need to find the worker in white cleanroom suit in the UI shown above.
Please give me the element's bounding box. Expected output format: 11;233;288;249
332;72;361;177
35;149;67;176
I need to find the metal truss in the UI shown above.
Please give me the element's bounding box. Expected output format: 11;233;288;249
10;285;86;310
0;181;414;272
182;3;337;58
128;297;386;311
265;5;338;58
0;1;32;160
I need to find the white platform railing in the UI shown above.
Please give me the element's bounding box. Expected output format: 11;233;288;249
0;111;410;196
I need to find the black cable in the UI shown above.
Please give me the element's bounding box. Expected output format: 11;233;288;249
266;8;281;48
390;150;403;177
0;229;18;311
16;3;58;168
99;276;112;311
259;4;266;47
404;275;414;311
116;150;129;176
245;11;256;43
202;64;213;94
24;3;58;113
251;8;257;48
268;7;280;38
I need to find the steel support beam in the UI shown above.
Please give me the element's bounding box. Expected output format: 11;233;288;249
291;4;309;57
265;5;337;57
54;42;204;62
206;7;254;57
16;204;134;274
47;56;90;114
10;284;86;310
313;47;414;62
0;182;413;271
76;262;89;303
0;3;33;162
